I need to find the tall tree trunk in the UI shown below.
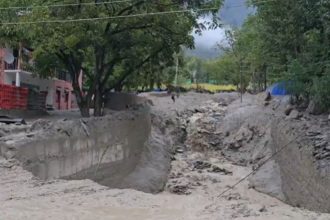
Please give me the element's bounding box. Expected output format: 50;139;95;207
93;84;103;117
72;77;91;118
79;100;90;118
156;71;161;89
149;77;155;91
264;70;267;91
57;51;91;118
114;83;123;92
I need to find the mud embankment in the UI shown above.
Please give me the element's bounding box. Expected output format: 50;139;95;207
220;94;330;213
272;119;330;212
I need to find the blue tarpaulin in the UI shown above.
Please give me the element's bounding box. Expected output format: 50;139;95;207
267;82;290;95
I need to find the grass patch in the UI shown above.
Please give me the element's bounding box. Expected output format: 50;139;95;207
183;84;237;93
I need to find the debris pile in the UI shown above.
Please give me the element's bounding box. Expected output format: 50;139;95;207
181;101;226;152
224;125;262;151
166;100;233;195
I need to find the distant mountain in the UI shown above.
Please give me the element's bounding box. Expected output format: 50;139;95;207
187;0;254;59
185;46;223;60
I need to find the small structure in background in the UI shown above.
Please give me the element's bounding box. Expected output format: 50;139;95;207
0;47;81;111
267;82;290;96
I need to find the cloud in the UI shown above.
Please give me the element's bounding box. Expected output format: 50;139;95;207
194;24;226;49
189;0;253;59
187;17;226;59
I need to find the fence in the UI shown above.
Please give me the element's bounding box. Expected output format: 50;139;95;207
0;84;28;110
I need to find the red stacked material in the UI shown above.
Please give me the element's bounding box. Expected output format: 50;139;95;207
0;84;28;110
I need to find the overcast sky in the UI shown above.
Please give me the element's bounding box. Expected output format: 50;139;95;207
187;0;253;59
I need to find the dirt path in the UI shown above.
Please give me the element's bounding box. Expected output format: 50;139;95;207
0;93;329;219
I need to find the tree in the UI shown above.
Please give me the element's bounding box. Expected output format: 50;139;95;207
204;54;237;85
249;0;330;109
0;0;222;117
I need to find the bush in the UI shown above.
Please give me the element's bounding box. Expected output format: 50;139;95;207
311;74;330;113
285;60;311;98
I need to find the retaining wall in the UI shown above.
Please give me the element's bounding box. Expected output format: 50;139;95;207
0;110;151;184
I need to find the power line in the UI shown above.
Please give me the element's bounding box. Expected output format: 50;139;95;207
0;0;278;12
0;0;134;10
0;7;219;25
217;131;306;198
224;0;279;9
0;0;285;26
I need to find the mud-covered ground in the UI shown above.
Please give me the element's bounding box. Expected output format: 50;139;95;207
0;92;329;219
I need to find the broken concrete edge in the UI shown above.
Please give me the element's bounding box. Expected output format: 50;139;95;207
0;93;185;194
0;109;151;181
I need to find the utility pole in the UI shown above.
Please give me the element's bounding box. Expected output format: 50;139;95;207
175;54;179;88
16;42;23;87
240;60;243;103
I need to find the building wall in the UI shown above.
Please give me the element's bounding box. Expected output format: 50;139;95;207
53;80;73;110
3;71;72;110
4;71;51;90
0;47;80;110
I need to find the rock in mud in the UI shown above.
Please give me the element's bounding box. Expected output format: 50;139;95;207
287;110;301;120
225;193;242;201
307;130;322;137
307;100;324;115
230;203;255;218
315;152;330;160
0;130;6;137
259;205;267;213
284;105;294;116
314;140;327;149
175;147;185;154
193;161;212;170
264;92;272;102
225;125;256;151
0;158;17;169
167;178;192;195
168;172;184;179
169;185;192;195
30;119;52;131
208;166;233;175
